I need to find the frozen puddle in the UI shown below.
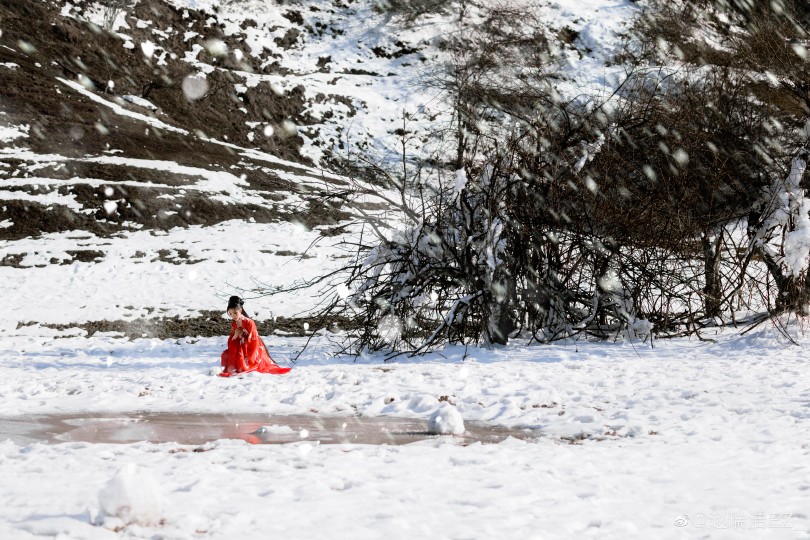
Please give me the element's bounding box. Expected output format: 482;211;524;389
0;413;541;446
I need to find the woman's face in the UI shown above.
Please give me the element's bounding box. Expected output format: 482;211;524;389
227;307;242;321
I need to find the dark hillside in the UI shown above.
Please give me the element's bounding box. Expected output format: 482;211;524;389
0;0;352;242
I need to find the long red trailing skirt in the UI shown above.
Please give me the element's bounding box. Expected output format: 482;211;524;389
219;317;291;377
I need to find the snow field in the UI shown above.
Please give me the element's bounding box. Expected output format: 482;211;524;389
0;218;346;330
2;329;809;445
3;280;810;539
0;431;807;539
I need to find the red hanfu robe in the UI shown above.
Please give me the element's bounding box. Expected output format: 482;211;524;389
219;317;291;377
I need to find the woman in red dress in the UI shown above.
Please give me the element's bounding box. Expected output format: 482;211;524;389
219;296;291;377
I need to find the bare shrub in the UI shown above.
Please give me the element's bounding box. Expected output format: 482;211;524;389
272;0;810;357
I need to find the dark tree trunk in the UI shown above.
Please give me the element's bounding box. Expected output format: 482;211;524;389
701;231;723;319
486;260;516;345
759;247;810;315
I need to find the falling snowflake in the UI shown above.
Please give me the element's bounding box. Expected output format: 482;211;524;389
181;74;208;101
377;314;403;344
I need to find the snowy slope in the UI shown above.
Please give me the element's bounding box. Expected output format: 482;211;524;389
1;0;639;335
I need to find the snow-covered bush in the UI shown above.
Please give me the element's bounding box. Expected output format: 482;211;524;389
637;0;810;318
268;0;810;356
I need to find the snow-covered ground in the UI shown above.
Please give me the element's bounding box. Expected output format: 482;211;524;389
0;218;345;328
1;326;810;538
2;430;807;539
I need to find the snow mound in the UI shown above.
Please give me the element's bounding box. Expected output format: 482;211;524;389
427;403;465;435
253;425;295;435
98;463;164;526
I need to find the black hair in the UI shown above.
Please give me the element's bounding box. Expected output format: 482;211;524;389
227;295;251;319
227;295;276;360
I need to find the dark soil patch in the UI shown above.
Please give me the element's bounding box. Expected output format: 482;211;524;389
0;200;111;241
316;56;331;72
371;41;421;59
557;26;580;45
0;155;355;239
240;168;298;193
0;249;104;267
353;201;391;211
16;161;207;187
273;250;314;259
314;93;358;117
282;10;305;26
0;185;292;240
0;175;356;240
0;0;316;172
0;253;26;268
301;197;352;228
318;225;350;237
36;311;361;340
342;68;380;76
275;27;301;49
65;249;104;263
67;182;286;231
151;249;203;265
